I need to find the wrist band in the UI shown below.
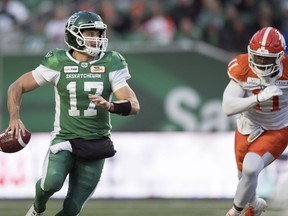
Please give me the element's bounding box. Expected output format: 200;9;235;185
107;102;113;111
109;100;131;116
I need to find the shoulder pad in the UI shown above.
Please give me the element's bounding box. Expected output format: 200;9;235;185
280;56;288;79
44;50;54;59
43;48;65;59
101;51;128;71
227;54;255;82
41;48;66;70
106;51;126;62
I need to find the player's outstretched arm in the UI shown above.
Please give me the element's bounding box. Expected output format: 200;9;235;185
7;72;39;138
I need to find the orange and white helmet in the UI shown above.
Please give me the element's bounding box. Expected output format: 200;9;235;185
248;27;286;77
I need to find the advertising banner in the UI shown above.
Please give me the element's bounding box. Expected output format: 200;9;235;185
0;50;236;132
0;132;282;199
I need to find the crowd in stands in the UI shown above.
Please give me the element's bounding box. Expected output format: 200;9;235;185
0;0;287;54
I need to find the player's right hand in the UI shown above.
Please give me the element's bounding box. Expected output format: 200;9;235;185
257;85;283;103
88;94;110;110
7;118;27;139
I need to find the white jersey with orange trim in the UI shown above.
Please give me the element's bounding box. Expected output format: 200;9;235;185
227;53;288;133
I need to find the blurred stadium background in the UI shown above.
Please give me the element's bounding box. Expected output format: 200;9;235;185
1;0;288;215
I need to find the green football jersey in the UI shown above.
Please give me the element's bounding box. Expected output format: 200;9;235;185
33;48;130;140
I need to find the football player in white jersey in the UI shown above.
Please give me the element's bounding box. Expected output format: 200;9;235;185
6;11;140;216
223;27;288;216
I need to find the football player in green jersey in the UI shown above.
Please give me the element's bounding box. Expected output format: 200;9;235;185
6;11;140;216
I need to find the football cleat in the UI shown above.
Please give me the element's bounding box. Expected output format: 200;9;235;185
25;205;44;216
225;207;241;216
244;198;267;216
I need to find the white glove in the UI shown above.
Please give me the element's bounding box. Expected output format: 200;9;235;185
257;85;283;103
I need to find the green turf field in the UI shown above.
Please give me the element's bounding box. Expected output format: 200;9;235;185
0;199;283;216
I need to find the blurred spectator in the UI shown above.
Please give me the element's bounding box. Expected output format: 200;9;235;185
252;2;281;31
280;1;288;54
143;1;175;44
0;9;16;34
124;1;149;42
99;1;127;40
175;17;202;41
169;0;202;28
1;0;287;54
75;0;98;12
196;0;225;47
23;15;49;53
44;4;69;46
0;0;29;49
254;0;282;30
219;4;252;53
230;0;259;22
0;0;29;28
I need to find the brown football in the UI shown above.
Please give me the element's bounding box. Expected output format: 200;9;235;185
0;130;31;153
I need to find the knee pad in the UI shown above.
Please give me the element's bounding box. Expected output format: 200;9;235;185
42;173;65;193
242;153;264;178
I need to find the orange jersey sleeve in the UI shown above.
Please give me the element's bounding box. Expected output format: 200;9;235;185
228;54;288;84
227;54;257;85
280;56;288;80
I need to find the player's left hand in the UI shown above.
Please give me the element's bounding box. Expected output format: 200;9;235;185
257;85;283;102
88;94;110;110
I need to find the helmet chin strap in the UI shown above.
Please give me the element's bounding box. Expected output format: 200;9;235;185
84;47;100;57
85;49;97;57
269;70;280;78
258;70;280;85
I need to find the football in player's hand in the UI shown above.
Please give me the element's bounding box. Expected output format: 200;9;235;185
0;130;31;153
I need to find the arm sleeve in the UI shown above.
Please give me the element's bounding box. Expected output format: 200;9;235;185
32;64;60;86
222;80;258;116
109;67;131;92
